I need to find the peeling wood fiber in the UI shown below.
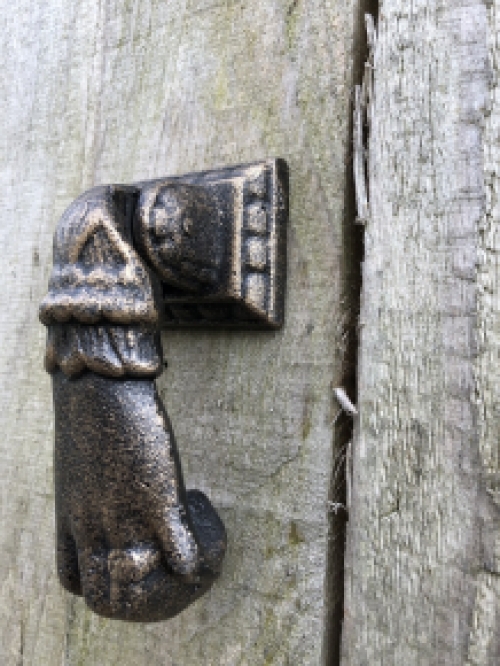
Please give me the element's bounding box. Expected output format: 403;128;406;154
343;2;500;664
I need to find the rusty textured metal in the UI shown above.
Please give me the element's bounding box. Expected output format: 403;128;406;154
39;159;288;621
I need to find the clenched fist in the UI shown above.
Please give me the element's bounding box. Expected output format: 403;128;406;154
54;369;226;621
40;185;226;621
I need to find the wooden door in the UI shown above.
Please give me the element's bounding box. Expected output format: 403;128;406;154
1;1;498;664
0;1;362;663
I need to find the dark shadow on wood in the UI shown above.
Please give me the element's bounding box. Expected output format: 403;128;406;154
324;1;379;664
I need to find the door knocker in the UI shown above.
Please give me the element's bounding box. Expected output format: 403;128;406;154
39;160;288;621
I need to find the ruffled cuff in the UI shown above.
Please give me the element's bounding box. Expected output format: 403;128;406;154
45;323;163;379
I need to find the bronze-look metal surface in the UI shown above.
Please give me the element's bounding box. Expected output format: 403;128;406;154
139;158;288;329
39;159;288;622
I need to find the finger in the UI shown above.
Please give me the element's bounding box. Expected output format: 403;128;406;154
134;383;202;576
143;431;200;576
77;543;213;621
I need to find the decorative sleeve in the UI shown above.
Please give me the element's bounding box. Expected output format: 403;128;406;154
39;185;164;378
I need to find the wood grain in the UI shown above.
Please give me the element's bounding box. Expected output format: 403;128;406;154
343;2;500;664
0;1;358;663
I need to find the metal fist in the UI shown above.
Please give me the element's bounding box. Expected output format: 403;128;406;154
39;184;226;621
39;160;287;621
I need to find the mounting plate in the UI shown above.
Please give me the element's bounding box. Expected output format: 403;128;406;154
138;159;288;330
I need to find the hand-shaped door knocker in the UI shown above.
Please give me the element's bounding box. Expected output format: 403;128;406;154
39;160;288;621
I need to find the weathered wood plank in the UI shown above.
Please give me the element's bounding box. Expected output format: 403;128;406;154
343;2;500;664
0;1;359;664
469;1;500;661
